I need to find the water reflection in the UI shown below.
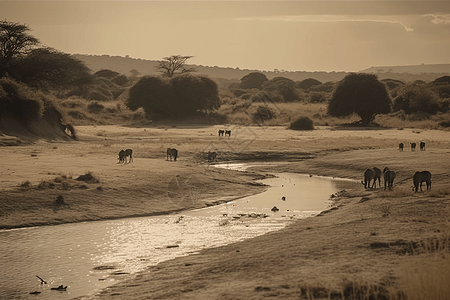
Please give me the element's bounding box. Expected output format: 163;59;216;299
0;168;359;300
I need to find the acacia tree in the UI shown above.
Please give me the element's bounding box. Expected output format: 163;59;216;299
0;20;40;77
328;73;391;126
156;55;196;77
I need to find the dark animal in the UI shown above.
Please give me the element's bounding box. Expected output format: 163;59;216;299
166;148;178;161
413;171;432;192
124;149;133;163
399;143;404;151
361;168;376;189
271;206;279;212
218;130;224;136
372;167;382;188
51;285;67;291
383;167;396;190
118;150;126;163
411;143;416;151
29;291;41;295
118;149;133;163
207;151;217;161
225;130;231;136
420;142;426;151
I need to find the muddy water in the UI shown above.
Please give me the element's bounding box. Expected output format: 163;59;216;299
0;166;360;300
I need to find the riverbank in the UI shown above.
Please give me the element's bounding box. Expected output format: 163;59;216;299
2;125;450;299
93;147;450;299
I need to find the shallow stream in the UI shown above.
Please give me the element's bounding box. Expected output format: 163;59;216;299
0;164;360;300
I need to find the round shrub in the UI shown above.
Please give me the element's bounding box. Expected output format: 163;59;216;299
289;116;314;130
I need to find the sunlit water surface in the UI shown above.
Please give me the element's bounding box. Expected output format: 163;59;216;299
0;164;360;300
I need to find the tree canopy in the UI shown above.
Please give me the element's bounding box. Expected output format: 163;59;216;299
328;73;391;126
239;72;268;89
156;55;196;77
8;47;93;91
0;20;40;77
127;73;220;118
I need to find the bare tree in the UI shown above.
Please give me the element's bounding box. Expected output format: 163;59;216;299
0;20;40;76
156;55;196;77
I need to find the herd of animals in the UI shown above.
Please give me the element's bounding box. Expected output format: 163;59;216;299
116;134;431;193
398;141;425;151
116;130;233;164
362;141;432;193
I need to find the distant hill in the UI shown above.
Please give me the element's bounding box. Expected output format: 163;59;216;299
73;54;449;84
361;64;450;75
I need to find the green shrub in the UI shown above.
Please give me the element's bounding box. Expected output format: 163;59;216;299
289;116;314;130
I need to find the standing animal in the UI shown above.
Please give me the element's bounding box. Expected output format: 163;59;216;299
420;142;426;151
124;149;133;163
218;130;224;136
118;150;126;163
207;151;217;161
372;167;382;188
225;130;231;136
166;148;178;161
383;167;396;190
410;143;416;151
361;168;376;189
399;143;404;151
413;171;432;192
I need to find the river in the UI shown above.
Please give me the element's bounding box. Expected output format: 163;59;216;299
0;164;360;300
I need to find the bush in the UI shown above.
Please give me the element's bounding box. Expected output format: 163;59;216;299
289;116;314;130
309;91;328;103
393;83;441;115
87;102;104;114
0;78;44;125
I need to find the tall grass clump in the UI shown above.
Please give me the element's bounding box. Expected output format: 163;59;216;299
397;217;450;300
289;116;314;130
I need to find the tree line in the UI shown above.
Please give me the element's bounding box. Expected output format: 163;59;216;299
2;20;449;128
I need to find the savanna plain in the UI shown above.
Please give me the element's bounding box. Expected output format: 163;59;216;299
1;122;450;300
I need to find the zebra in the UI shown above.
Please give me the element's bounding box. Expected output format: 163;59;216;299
225;130;231;136
166;148;178;162
218;130;224;136
399;143;404;151
361;168;376;189
372;167;382;188
118;150;126;163
413;171;431;192
118;149;133;163
410;143;416;151
420;142;426;151
383;167;396;190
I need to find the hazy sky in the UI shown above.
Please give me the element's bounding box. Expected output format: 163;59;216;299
1;1;450;72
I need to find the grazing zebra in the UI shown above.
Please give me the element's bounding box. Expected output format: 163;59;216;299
420;142;426;151
225;130;231;136
413;171;432;192
166;148;178;162
383;167;396;190
118;150;126;163
207;151;217;161
118;149;133;163
399;143;404;151
124;149;133;163
361;168;376;189
218;130;224;136
372;167;382;188
410;143;416;151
